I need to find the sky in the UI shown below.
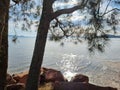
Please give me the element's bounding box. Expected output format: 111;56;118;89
9;21;37;37
9;0;80;37
9;0;120;37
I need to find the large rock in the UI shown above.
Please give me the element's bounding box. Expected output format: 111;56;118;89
88;83;117;90
6;83;25;90
40;67;67;84
6;74;16;85
39;73;46;85
70;74;89;83
12;71;28;84
54;82;117;90
12;67;66;85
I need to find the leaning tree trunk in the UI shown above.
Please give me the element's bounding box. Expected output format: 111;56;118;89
0;0;10;90
26;0;86;89
26;17;50;90
25;0;54;90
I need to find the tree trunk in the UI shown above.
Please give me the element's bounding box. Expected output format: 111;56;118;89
25;0;53;90
26;0;85;89
0;0;10;90
26;19;50;90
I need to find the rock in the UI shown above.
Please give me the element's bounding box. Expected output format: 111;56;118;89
6;83;25;90
40;67;48;73
39;73;46;85
70;74;89;83
6;74;16;85
45;69;65;82
38;82;54;90
12;74;20;83
40;67;67;83
54;82;117;90
54;82;88;90
12;71;28;84
11;67;67;85
88;83;117;90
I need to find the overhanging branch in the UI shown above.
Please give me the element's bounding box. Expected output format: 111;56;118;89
51;0;88;19
53;5;81;18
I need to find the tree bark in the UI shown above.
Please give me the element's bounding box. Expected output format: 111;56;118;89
25;0;53;90
26;18;50;90
0;0;10;90
52;5;83;19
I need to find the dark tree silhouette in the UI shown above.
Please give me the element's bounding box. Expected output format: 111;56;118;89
0;0;10;90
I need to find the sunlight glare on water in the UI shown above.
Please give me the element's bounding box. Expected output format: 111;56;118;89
56;53;91;81
64;71;77;81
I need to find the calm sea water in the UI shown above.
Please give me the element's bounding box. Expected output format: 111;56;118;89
8;36;120;89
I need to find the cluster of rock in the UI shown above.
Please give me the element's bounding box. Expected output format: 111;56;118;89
6;67;117;90
6;73;26;90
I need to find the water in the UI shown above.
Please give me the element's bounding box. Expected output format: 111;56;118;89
8;36;120;89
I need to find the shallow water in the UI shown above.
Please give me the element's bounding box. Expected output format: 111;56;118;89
8;36;120;89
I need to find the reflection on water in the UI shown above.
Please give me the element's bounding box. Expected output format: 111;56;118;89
56;54;91;80
56;53;120;89
63;71;77;81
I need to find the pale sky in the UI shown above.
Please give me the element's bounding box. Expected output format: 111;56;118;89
9;20;37;37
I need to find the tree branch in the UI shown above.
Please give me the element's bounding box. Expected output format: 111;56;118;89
54;5;81;17
51;0;88;19
102;8;120;16
54;18;74;37
103;0;112;16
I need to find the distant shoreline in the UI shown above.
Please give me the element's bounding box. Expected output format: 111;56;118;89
8;34;120;38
